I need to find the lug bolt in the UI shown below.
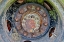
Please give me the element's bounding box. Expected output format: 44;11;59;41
32;33;36;37
27;5;32;9
15;17;19;22
36;7;40;11
19;9;24;14
43;13;47;17
23;31;28;36
16;25;21;30
44;22;48;26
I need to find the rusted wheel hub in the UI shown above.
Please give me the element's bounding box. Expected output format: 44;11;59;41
14;3;50;40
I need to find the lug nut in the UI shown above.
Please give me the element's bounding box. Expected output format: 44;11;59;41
15;17;19;22
36;7;40;11
16;25;21;30
16;23;21;30
43;13;47;17
19;9;24;14
32;33;36;37
27;5;32;9
44;22;48;26
23;31;28;36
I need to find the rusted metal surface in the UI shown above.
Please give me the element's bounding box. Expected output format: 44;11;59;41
14;3;50;39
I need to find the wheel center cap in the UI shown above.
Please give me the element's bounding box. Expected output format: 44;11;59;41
22;13;41;33
26;19;35;29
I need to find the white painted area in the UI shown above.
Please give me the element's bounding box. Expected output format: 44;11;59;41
1;13;14;42
0;34;4;42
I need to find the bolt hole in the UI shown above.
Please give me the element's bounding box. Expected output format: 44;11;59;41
49;27;55;37
7;20;11;31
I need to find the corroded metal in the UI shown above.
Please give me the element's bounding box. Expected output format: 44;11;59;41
14;3;50;40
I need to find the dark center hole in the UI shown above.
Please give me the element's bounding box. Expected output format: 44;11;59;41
24;40;31;42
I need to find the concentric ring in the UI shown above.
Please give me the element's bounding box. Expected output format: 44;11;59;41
14;3;50;40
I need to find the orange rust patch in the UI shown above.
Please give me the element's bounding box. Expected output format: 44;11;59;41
28;19;35;29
